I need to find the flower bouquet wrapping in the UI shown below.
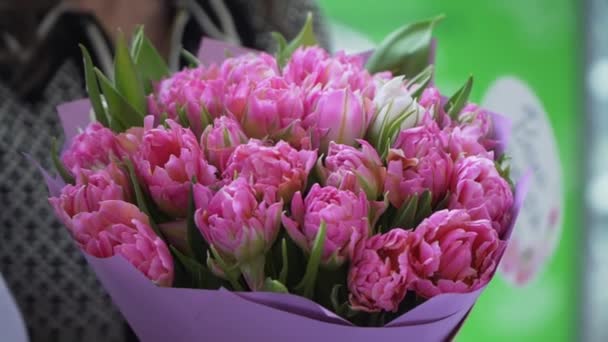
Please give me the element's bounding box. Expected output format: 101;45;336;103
40;15;529;341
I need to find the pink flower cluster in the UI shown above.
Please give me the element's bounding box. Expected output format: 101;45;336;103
346;84;514;312
348;210;503;312
148;47;378;152
51;46;515;317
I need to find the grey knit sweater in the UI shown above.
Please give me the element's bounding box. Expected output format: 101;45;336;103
0;62;125;342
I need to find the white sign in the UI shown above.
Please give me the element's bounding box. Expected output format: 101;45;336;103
482;77;563;286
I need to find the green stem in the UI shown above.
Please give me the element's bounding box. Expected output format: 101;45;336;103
240;254;266;291
209;246;243;291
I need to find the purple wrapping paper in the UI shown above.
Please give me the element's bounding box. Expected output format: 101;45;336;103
197;38;256;66
42;40;530;341
84;254;473;342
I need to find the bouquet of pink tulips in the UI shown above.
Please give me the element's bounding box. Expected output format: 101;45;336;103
42;14;528;341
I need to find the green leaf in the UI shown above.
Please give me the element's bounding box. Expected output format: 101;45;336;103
330;284;344;313
435;191;451;211
187;182;208;264
171;245;204;288
288;12;317;50
209;246;243;291
171;246;223;289
180;48;200;68
407;64;435;98
354;172;376;200
114;31;146;115
277;12;317;67
271;31;288;62
295;221;326;299
445;76;473;120
314;155;328;184
377;106;417;158
124;158;164;239
495;154;514;188
366;15;443;76
200;106;213;131
79;45;108;127
282;234;307;288
279;238;289;285
414;190;433;224
133;36;170;93
130;26;145;58
385;108;416;142
177;106;190;128
262;278;289;293
159;112;169;126
222;128;232;146
170;248;192;288
390;190;433;230
51;138;75;184
367;101;394;149
390;195;418;230
94;68;142;131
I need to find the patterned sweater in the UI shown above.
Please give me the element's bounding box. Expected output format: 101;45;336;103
0;1;329;341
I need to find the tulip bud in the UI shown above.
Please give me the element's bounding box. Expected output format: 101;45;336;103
281;184;375;267
194;178;282;290
305;88;374;152
319;140;386;201
201;117;248;173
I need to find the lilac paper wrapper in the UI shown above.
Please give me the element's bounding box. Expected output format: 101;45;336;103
46;98;530;342
197;38;256;66
85;254;473;342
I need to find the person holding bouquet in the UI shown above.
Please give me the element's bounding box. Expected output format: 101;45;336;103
0;1;329;341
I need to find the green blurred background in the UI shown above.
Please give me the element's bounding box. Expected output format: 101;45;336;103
318;0;581;341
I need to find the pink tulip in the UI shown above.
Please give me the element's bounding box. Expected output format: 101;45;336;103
283;46;329;86
368;76;424;144
112;219;175;287
458;104;492;138
148;65;224;136
284;47;375;98
444;104;496;159
115;126;145;157
385;122;453;208
70;200;174;286
201;117;248;173
418;86;451;128
219;52;279;86
408;209;502;298
223;80;252;121
418;86;443;110
135;119;217;217
49;164;131;230
223;140;317;203
193;183;214;210
320;51;376;97
235;77;309;148
304;88;374;152
194;178;282;290
348;228;415;312
319;140;386;200
62;122;122;173
281;184;379;267
448;156;514;236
